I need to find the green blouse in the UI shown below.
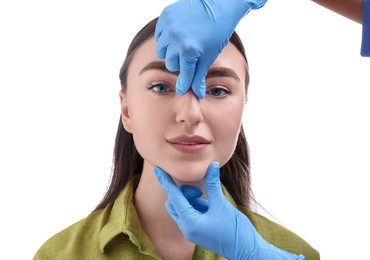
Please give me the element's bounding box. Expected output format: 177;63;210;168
34;176;319;259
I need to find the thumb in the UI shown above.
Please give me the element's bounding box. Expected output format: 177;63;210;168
191;64;207;99
203;161;224;204
176;53;198;95
191;50;220;99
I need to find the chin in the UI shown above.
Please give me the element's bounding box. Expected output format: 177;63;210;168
164;163;210;184
172;173;206;184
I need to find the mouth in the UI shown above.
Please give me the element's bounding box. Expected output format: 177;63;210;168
167;135;210;153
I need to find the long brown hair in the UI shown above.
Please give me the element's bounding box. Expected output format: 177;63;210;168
95;17;254;211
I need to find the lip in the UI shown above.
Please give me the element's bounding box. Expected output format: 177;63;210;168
167;135;211;153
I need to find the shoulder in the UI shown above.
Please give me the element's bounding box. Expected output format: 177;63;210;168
33;205;113;259
240;207;320;260
33;177;141;259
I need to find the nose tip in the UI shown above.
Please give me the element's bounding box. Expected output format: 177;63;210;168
175;91;203;125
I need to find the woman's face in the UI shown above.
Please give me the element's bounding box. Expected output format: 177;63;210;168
121;37;247;183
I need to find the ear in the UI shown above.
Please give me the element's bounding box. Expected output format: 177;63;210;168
119;90;132;133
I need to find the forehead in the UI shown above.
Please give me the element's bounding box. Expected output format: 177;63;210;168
129;37;247;80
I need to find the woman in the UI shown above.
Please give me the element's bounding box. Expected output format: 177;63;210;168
34;17;319;259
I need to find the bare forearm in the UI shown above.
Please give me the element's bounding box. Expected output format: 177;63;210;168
312;0;363;23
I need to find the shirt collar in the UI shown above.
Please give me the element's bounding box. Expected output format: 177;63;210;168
98;175;238;256
98;175;158;256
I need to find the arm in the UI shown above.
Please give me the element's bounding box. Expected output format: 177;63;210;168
311;0;363;23
312;0;370;56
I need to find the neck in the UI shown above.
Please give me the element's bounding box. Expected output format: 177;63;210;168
134;161;195;260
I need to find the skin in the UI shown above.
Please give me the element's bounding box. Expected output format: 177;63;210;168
312;0;363;23
119;37;247;259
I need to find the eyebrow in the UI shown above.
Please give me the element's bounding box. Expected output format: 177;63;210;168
139;61;240;81
140;61;179;76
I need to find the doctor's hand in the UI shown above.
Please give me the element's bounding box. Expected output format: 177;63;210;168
154;162;305;260
155;0;267;99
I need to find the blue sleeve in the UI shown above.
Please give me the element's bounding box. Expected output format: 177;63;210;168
361;0;370;56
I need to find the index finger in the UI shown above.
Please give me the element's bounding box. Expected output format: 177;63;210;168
154;167;195;216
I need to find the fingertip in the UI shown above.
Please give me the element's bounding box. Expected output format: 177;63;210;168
203;162;223;203
154;166;168;187
176;76;190;95
153;166;163;177
210;161;220;169
193;84;206;99
191;75;206;99
205;161;221;183
177;55;196;95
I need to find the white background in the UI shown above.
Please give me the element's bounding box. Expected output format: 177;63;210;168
1;0;369;259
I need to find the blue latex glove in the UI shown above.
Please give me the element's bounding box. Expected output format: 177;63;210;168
155;0;268;99
154;162;305;260
180;185;209;213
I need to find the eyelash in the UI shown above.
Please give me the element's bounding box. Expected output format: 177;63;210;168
147;81;231;97
206;85;231;98
147;81;174;95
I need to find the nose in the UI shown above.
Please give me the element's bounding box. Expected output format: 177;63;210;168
175;91;204;126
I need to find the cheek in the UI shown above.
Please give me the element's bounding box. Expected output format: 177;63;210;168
217;121;242;166
212;100;244;166
127;92;166;132
212;85;246;125
128;101;169;160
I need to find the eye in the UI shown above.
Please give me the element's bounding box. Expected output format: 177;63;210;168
206;86;231;97
147;82;174;95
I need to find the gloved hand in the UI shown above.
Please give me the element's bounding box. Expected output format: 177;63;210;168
154;162;305;260
155;0;268;99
